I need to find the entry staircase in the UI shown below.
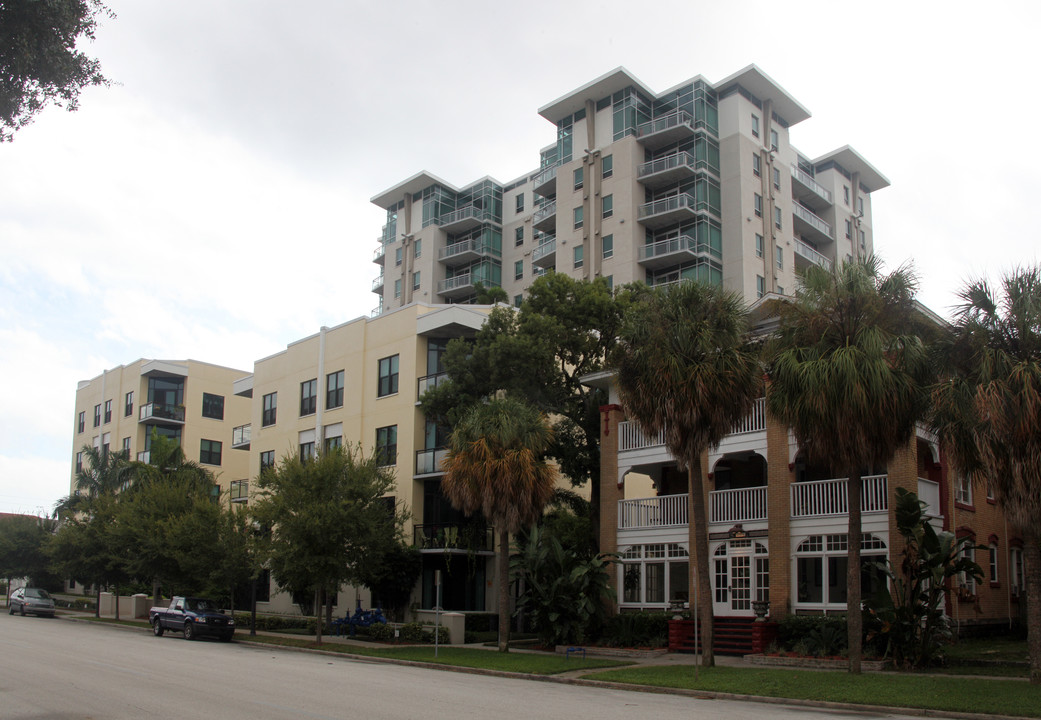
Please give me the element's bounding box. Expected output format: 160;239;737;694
671;616;757;656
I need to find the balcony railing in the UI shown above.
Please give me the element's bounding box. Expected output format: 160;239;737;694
618;493;688;529
532;163;559;195
618;398;766;453
709;486;768;524
790;474;888;518
139;402;185;424
438;273;473;294
372;274;385;292
373;243;387;264
417;372;447;400
232;424;251;448
413;523;494;552
637;193;698;222
637;152;697;185
792;203;833;239
794;237;832;271
230;481;249;503
532;200;557;230
532;237;557;264
437;205;486;227
439;237;499;262
638;234;719;266
732;397;766;434
790;165;833;204
636;111;696;148
415;447;448;476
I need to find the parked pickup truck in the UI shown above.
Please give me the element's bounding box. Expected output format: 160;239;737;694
149;596;234;642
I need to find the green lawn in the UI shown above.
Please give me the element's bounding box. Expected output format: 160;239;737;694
584;665;1040;717
945;636;1030;664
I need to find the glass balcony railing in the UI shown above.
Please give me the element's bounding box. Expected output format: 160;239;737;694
415;447;449;476
792;203;833;238
637;151;697;180
533;238;557;263
139;403;184;424
232;424;251;448
532;200;557;226
372;274;385;292
637;193;698;221
438;273;473;294
790;165;832;204
417;372;447;400
637;110;694;139
794;237;832;270
638;234;720;262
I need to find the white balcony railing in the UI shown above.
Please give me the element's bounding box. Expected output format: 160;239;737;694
618;398;765;452
790;165;833;203
732;397;766;434
709;486;768;524
792;202;833;238
637;110;694;139
618;493;688;529
532;238;557;262
790;474;888;518
794;237;832;270
637;151;696;179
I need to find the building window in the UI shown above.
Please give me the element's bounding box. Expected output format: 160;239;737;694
122;437;130;453
394;278;401;299
202;392;224;420
859;230;866;249
754;193;762;217
755;233;763;258
299;441;315;463
602;154;613;179
101;433;109;456
770;129;778;151
414;239;422;259
375;425;397;466
756;275;765;299
395;247;402;266
326;370;344;409
573;206;583;229
514;260;524;280
230;480;248;503
845;220;852;239
776;246;783;269
752;153;761;176
989;543;999;584
1011;546;1024;596
602;234;613;259
78;411;85;433
515;193;524;213
605;275;613;292
602;194;613;219
260;450;275;471
958;542;976;594
774;206;782;230
378;355;399;397
513;294;523;308
515;226;524;246
857;197;864;214
324;435;342;453
300;379;317;416
777;285;785;295
773;167;781;190
262;392;277;427
104;400;112;424
93;404;101;427
573;246;584;269
620;543;689;606
75;451;83;473
955;474;973;506
200;439;222;466
413;271;421;290
751;114;759;138
573;167;583;190
796;534;887;607
124;391;133;417
843;185;850;205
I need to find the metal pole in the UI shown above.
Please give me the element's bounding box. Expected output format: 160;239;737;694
250;576;257;636
434;569;442;658
694;572;699;681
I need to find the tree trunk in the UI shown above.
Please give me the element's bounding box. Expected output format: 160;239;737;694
95;584;101;619
689;460;714;667
498;527;511;653
847;471;863;674
114;582;120;621
314;588;323;645
152;579;161;609
1024;535;1041;685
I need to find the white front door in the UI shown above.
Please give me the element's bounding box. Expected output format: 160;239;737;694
712;539;769;617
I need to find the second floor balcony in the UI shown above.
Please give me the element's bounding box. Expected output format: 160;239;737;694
417;372;447;401
413;522;494;553
617;486;767;530
618;398;766;455
790;475;888;519
415;447;448;476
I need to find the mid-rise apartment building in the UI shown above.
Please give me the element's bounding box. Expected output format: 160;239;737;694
370;65;887;315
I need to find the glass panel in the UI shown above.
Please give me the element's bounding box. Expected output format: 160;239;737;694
797;557;823;602
645;563;665;603
623;564;641;603
669;561;689;602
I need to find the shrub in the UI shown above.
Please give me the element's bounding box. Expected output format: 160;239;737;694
601;611;670;648
366;623;395;641
805;623;848;657
777;614;847;652
399;622;427;643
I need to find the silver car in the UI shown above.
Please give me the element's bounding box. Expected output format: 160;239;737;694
8;587;56;617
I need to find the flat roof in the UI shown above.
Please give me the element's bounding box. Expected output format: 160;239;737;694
370;171;505;209
538;67;656;122
713;64;811;126
813;145;891;192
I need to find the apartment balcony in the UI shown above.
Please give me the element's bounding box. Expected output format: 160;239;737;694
790;474;888;519
138;402;184;425
792;202;833;243
436;272;494;300
370;304;383;318
618;399;766;456
618;494;688;530
413;523;494;553
636;110;696;150
637;152;698;188
793;237;832;271
637;234;718;271
437;205;486;233
532;201;557;233
710;486;768;524
371;274;385;293
532;237;557;268
790;165;833;209
230;481;249;504
417;372;447;401
532;163;559;197
637;193;702;229
231;424;251;450
373;242;387;265
415;447;448;476
439;237;497;265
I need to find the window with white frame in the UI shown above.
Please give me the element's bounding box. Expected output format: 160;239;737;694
795;534;887;607
958;541;977;594
989;542;999;584
955;474;973;505
755;233;763;258
1011;546;1024;596
752;153;761;176
620;543;689;606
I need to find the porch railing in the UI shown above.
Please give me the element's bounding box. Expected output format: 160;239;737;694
709;486;767;523
617;397;766;452
790;474;888;518
618;493;688;529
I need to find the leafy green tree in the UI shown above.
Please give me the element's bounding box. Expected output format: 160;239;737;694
441;396;557;652
767;257;931;673
250;445;402;645
53;445;132;519
207;504;262;614
930;268;1041;684
355;541;421;622
613;281;761;667
0;0;112;141
0;515;55;604
472;281;509;305
866;488;983;668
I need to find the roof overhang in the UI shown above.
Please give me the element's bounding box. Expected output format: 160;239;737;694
415;304;492;337
538;67;655;123
714;64;812;126
813;145;890;192
233;375;254;398
139;360;188;379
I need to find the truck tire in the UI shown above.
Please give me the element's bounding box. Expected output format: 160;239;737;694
183;622;195;640
152;618;164;637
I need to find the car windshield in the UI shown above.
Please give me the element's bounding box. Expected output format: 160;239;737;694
25;589;51;599
186;599;215;611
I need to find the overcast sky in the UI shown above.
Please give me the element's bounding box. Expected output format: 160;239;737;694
1;0;1037;515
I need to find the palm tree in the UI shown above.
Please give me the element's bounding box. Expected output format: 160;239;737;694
613;281;762;667
766;257;931;673
441;395;557;652
930;268;1041;684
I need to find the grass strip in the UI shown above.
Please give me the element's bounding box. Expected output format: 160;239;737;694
242;634;627;674
584;665;1040;717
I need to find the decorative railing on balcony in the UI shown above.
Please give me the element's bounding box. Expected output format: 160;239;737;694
636;110;695;143
417;372;447;400
415;447;448;476
709;486;768;524
372;274;385;292
438;273;473;294
918;477;941;517
533;200;557;227
794;237;832;270
437;205;485;227
790;165;833;203
139;402;185;424
532;237;557;264
618;493;688;530
792;203;833;239
618;398;766;453
413;523;494;552
790;474;888;518
232;424;251;448
732;397;766;434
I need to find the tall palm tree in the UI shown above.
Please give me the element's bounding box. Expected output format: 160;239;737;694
613;281;762;667
53;445;132;519
441;395;557;652
766;257;931;673
930;268;1041;684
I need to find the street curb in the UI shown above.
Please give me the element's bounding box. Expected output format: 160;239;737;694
61;616;1034;720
